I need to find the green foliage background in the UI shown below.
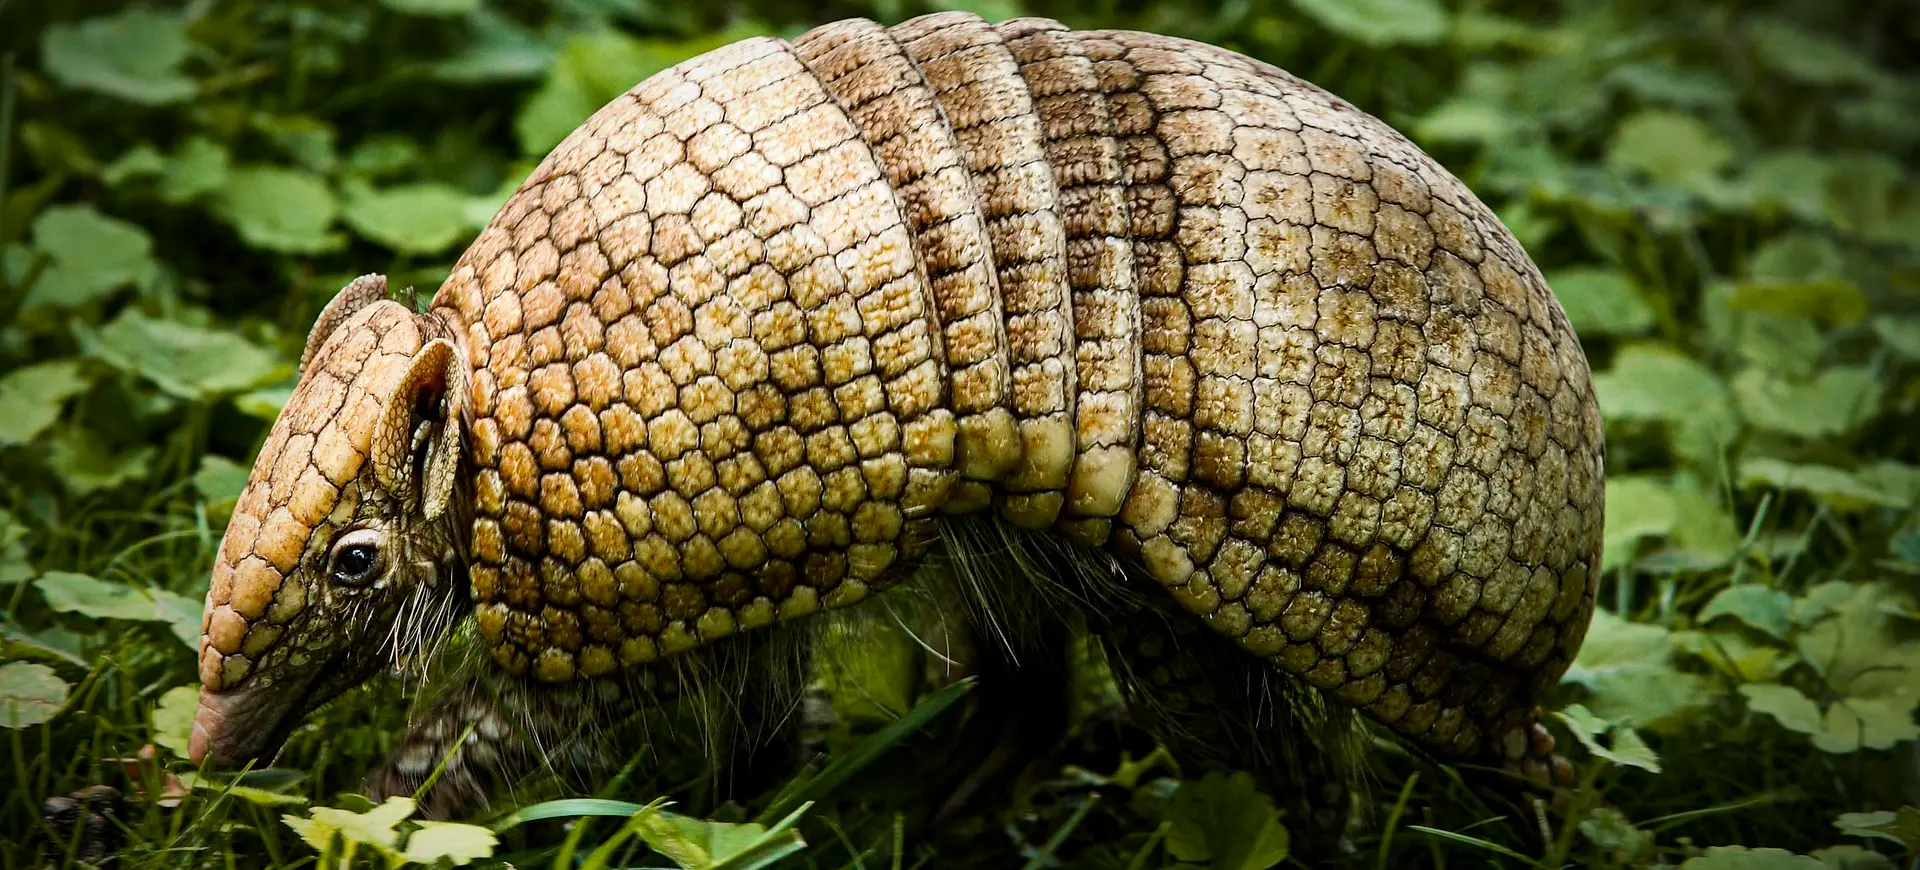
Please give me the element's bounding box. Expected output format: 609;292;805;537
2;0;1918;867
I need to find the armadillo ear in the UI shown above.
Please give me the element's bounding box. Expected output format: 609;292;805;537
299;274;389;379
371;338;468;521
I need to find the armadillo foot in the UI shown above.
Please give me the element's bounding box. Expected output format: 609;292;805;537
1497;712;1578;789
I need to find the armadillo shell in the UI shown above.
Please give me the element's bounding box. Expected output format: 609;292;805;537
424;12;1605;762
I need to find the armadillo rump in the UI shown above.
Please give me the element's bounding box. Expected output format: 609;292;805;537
188;10;1604;849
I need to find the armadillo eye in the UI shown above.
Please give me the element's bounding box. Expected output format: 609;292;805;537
328;529;386;586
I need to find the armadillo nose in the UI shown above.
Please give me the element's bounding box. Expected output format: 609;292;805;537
188;689;230;767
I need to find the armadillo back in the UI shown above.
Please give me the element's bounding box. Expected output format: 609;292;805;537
427;12;1604;763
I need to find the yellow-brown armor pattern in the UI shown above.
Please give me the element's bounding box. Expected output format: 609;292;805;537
208;12;1603;768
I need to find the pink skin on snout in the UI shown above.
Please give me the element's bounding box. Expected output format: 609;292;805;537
187;691;227;766
187;684;289;768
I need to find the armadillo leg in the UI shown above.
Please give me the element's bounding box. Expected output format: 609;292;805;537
919;597;1076;831
1096;601;1357;858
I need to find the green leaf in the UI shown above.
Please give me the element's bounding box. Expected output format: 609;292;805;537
1823;153;1911;245
431;8;559;83
40;7;197;105
102;144;167;186
1873;316;1920;360
1578;806;1655;858
151;685;199;759
1727;232;1867;325
1811;845;1899;870
36;572;201;649
1667;482;1743;568
342;182;476;255
1744;17;1885;87
1726;280;1868;326
1592;346;1738;468
1607;62;1737;110
1701;586;1794;640
231;386;294;423
0;662;70;728
344;136;425;181
81;308;287;401
37;571;158;622
1603;476;1677;567
515;24;771;156
45;431;155;496
1734;366;1881;439
194;454;251;525
161;137;233;206
382;0;483;15
1563;608;1717;729
402;821;498;865
1164;770;1292;870
631;808;809;870
0;509;30;584
255;117;339;175
0;360;91;447
218;166;344;254
286;795;418;857
1676;629;1797;683
1794;582;1920;707
1553;704;1663;773
1414;96;1514;145
1547;267;1654;337
27;204;158;308
1814;698;1920;754
1680;847;1825;869
1739;683;1822;735
1835;807;1920;850
0;624;89;669
1738;458;1907;511
1608;110;1735;189
1737;152;1835;223
1287;0;1449;46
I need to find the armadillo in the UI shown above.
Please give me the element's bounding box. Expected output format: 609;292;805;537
188;10;1603;842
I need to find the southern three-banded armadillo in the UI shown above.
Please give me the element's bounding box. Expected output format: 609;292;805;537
188;10;1603;844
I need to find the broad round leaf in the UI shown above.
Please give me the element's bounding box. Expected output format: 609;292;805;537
1813;698;1920;754
1548;267;1655;337
1739;458;1906;511
1680;847;1824;869
1739;684;1822;736
40;8;196;105
82;309;286;401
1163;771;1292;870
27;204;158;308
381;0;483;15
1288;0;1449;46
515;25;770;156
219;166;343;254
161;137;233;205
0;360;91;447
1608;110;1734;187
1563;609;1718;729
402;822;498;866
151;685;200;759
1700;586;1793;640
0;662;70;728
342;183;475;255
1603;476;1677;567
1744;17;1884;86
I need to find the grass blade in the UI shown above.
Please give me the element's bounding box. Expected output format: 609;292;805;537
755;677;974;825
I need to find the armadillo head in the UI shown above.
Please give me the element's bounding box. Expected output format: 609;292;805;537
190;274;472;769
